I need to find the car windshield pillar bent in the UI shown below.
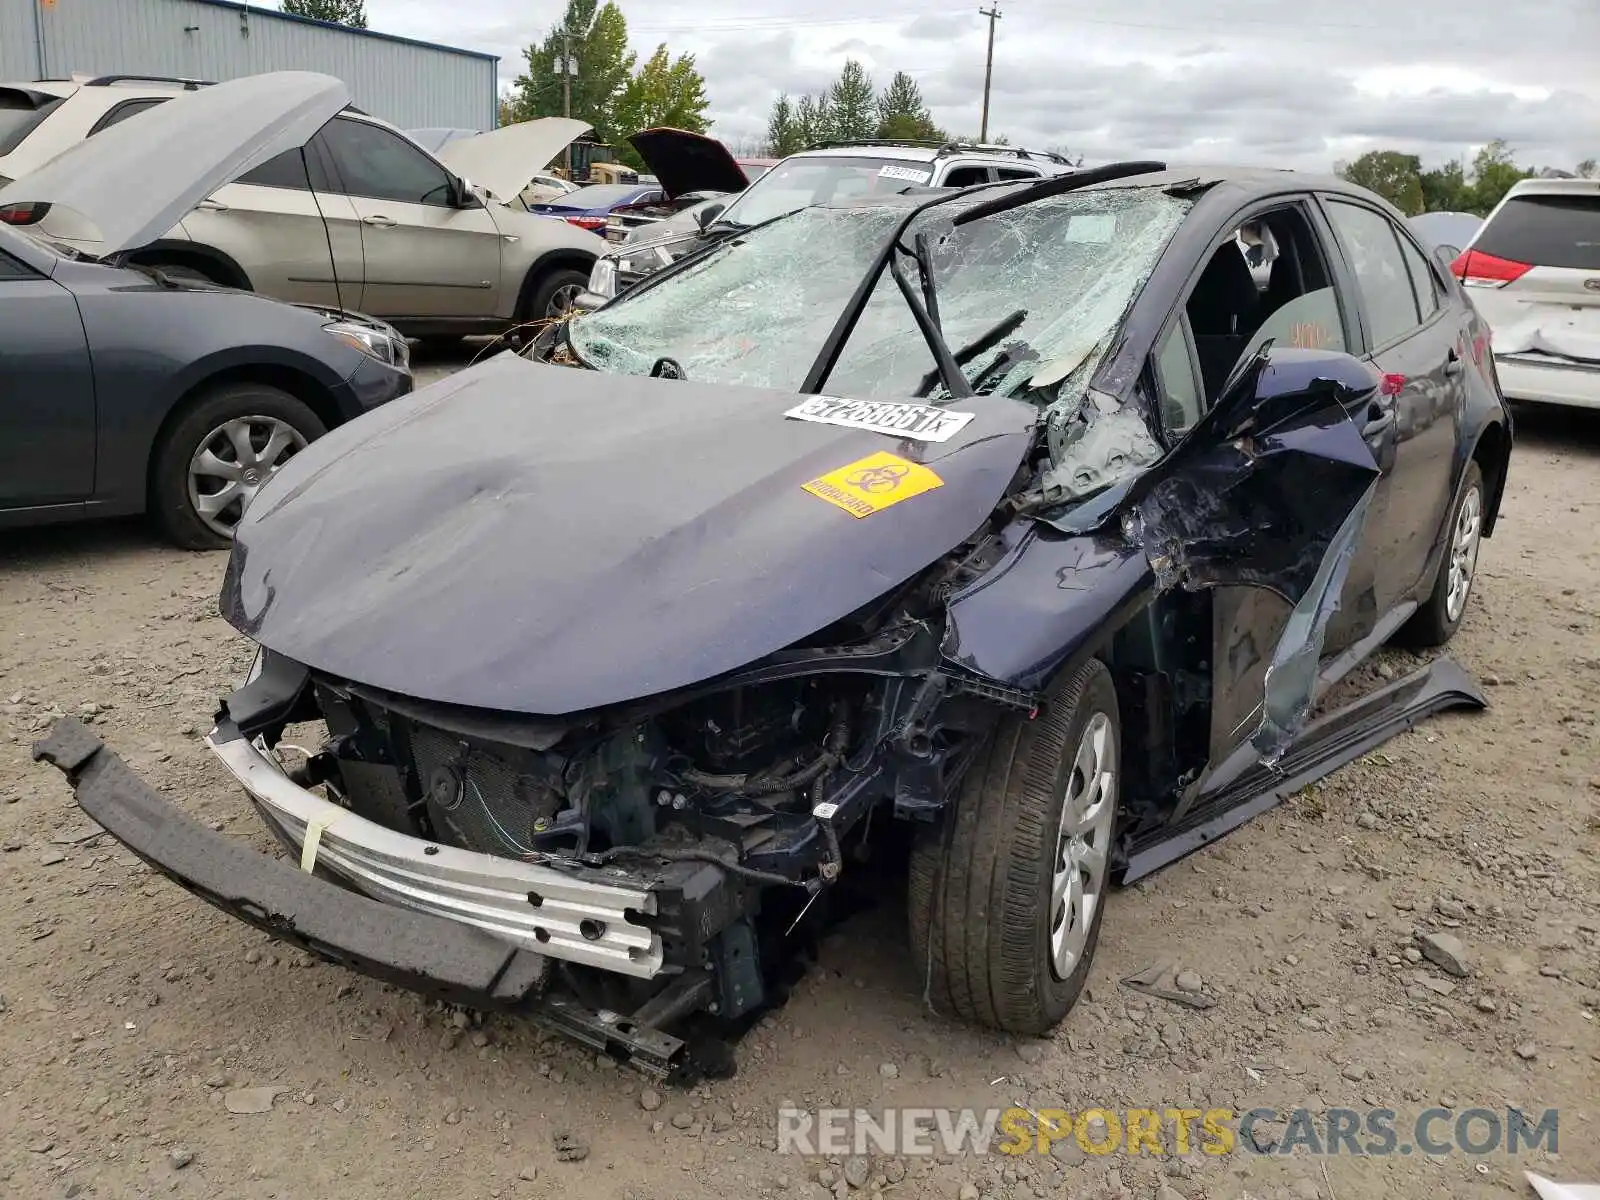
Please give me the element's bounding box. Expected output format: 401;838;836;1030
567;182;1189;409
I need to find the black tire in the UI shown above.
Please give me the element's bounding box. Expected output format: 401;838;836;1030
149;383;326;551
518;266;590;326
1395;460;1484;649
909;658;1121;1035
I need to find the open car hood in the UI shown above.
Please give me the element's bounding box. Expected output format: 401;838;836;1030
222;353;1037;716
0;71;348;255
628;127;749;198
433;118;591;203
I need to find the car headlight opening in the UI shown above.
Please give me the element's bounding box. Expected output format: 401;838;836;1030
323;319;409;370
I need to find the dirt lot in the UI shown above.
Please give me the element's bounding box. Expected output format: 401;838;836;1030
2;380;1596;1200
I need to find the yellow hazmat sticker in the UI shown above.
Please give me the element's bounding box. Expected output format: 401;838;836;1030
801;451;944;519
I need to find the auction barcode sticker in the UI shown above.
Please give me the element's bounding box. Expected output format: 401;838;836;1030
783;396;976;443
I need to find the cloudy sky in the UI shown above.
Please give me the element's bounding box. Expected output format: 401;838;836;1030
366;0;1600;172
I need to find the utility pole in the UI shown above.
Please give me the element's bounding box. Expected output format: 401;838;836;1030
978;3;1001;142
561;26;574;174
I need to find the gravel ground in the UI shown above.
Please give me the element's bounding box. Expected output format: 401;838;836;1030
1;371;1597;1200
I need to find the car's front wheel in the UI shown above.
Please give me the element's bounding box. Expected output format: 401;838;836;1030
1397;459;1484;648
518;266;590;329
150;383;326;550
909;658;1120;1035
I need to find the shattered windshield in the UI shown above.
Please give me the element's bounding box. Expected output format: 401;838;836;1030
567;185;1190;405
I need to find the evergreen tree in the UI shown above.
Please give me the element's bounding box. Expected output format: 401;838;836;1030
766;94;806;158
827;60;876;142
875;71;942;141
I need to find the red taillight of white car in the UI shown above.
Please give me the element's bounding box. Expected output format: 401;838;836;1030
1451;248;1532;288
565;215;607;232
0;201;50;225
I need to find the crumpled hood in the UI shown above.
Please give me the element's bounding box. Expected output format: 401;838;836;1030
0;71;347;255
223;354;1036;715
433;118;591;203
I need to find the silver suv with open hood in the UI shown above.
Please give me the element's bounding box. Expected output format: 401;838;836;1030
2;77;603;341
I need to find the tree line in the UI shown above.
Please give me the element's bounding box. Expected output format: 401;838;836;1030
282;1;1592;209
765;61;942;155
1337;142;1598;217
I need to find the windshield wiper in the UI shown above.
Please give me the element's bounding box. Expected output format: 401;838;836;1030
888;251;971;399
913;308;1028;398
800;159;1166;396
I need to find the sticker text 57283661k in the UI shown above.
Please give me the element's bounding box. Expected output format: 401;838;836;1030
802;451;944;519
783;397;976;443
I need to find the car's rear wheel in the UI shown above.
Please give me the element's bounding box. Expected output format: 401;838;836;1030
908;658;1120;1035
1397;460;1483;648
150;383;326;551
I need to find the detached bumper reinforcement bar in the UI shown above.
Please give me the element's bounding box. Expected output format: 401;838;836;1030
32;719;688;1078
204;721;663;978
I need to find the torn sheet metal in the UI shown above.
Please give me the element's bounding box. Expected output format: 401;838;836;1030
941;529;1154;690
1119;352;1382;762
1119;657;1486;882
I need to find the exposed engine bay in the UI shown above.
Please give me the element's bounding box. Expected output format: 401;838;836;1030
215;533;1030;1074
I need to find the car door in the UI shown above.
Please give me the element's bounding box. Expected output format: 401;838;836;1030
0;248;95;510
315;115;503;320
1149;198;1384;660
1321;197;1460;609
183;142;362;310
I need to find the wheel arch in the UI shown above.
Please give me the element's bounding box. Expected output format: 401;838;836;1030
1469;416;1511;538
144;363;342;509
514;247;598;321
123;240;254;291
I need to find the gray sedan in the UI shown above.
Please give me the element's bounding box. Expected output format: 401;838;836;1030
0;72;413;549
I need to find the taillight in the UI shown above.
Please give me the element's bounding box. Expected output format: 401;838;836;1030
0;201;50;225
566;215;606;231
1451;249;1530;288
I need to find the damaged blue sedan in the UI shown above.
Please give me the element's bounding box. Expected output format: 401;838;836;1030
37;162;1512;1077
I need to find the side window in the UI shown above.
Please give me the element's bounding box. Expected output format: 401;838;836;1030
1325;200;1422;348
942;165;991;187
1397;234;1440;319
236;147;313;191
0;250;39;280
1153;316;1203;437
87;97;168;136
995;167;1041;181
319;117;455;206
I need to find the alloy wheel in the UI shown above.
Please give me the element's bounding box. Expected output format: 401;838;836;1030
546;283;584;318
187;415;307;540
1049;711;1116;980
1445;484;1482;623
